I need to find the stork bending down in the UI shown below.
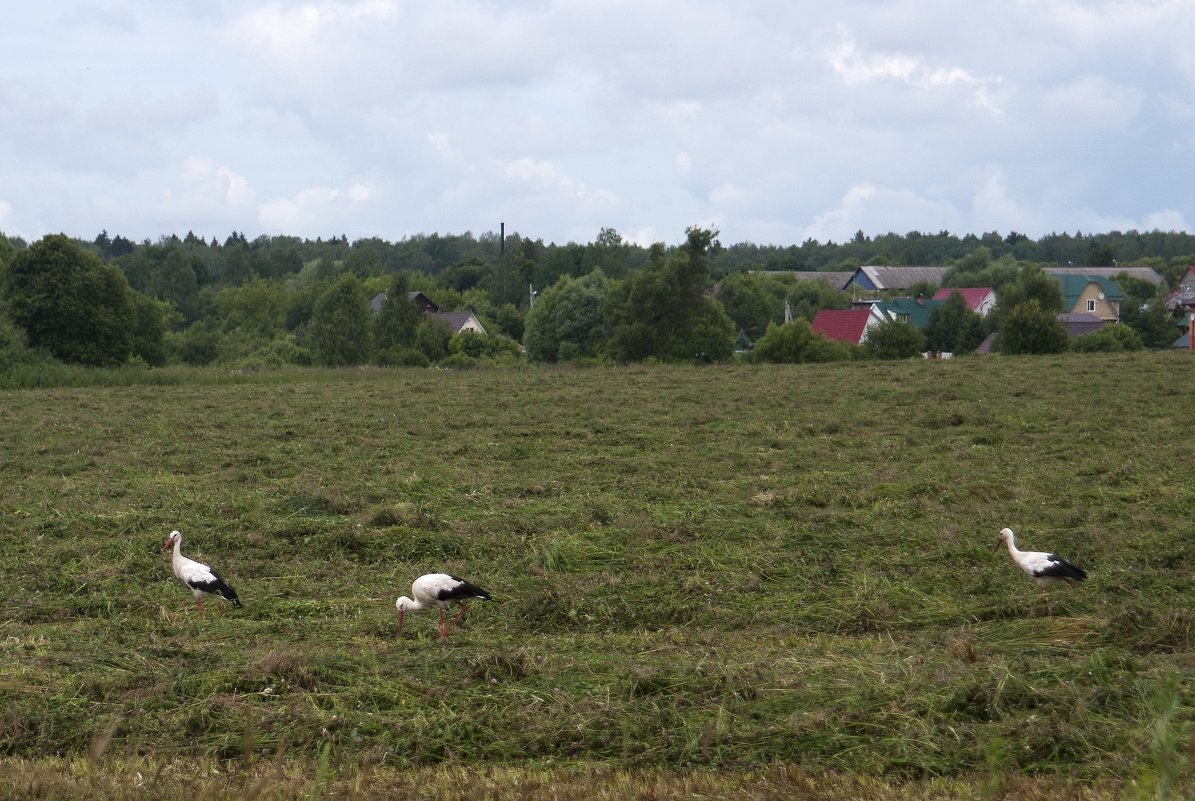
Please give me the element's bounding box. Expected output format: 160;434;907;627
396;573;491;638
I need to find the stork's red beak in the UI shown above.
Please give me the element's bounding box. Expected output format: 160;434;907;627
991;538;1002;553
160;539;172;553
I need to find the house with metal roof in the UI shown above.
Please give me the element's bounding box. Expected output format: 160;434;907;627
1052;274;1124;321
1044;266;1163;287
875;295;947;329
844;266;949;292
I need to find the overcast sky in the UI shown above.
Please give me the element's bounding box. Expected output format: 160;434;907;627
2;1;1193;248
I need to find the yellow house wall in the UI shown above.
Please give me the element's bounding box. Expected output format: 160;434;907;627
1071;284;1121;320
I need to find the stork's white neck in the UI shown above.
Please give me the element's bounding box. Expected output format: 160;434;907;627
396;596;426;612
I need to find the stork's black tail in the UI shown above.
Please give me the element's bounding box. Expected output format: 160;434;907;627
448;577;491;602
212;576;243;606
1049;556;1087;582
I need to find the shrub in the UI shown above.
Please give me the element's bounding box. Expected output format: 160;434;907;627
1072;323;1144;353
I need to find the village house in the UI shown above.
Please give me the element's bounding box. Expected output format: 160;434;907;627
369;291;487;335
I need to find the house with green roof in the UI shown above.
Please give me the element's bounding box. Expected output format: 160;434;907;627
874;295;946;329
1052;275;1124;321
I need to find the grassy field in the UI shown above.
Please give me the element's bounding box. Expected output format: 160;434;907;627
1;354;1193;799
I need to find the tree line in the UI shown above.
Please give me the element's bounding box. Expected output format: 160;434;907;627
0;225;1192;373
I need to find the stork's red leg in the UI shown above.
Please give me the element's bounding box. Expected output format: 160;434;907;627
451;602;470;624
196;596;205;620
438;607;448;638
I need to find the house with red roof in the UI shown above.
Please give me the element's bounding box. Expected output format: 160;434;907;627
810;307;884;345
931;287;997;317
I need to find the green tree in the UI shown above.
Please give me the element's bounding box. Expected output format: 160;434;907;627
942;248;1019;292
1120;296;1181;349
862;318;927;359
414;317;452;363
5;234;135;366
785;277;852;323
0;231;18;274
604;228;734;363
524;271;610;363
309;272;371;366
0;307;46;370
995;265;1064;321
925;292;988;354
128;293;174;366
998;299;1069;355
373;272;422;355
215;276;288;338
717;272;783;341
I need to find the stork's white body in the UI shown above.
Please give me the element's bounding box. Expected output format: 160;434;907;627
161;529;241;618
395;573;491;638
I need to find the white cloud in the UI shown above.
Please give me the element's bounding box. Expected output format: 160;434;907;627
182;158;255;206
3;2;1195;244
225;0;398;66
675;152;692;177
1037;76;1144;130
803;184;961;242
971;171;1035;235
709;183;747;206
259;182;375;231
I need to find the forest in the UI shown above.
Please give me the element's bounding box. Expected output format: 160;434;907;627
0;224;1193;376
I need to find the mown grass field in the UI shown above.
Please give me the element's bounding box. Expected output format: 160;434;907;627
1;354;1193;800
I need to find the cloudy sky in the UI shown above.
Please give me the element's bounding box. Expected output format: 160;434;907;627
2;1;1193;248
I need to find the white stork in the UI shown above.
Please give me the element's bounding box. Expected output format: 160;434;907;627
161;529;242;618
395;573;491;638
993;527;1086;610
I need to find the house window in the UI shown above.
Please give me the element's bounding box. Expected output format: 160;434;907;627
1086;299;1096;312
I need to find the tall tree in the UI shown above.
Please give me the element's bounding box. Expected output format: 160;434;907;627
996;265;1064;317
309;272;371;366
5;234;135;366
925;292;988;354
603;227;734;363
373;272;422;354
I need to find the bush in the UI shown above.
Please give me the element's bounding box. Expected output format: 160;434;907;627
1072;323;1144;353
999;299;1070;355
439;351;479;369
863;318;927;359
375;346;430;367
752;319;855;364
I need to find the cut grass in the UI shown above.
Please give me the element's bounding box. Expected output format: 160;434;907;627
0;353;1193;798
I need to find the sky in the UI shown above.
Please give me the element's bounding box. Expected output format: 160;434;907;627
2;1;1194;249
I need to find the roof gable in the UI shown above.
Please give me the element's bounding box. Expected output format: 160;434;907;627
810;309;873;344
1053;274;1124;309
931;287;995;312
431;311;487;335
